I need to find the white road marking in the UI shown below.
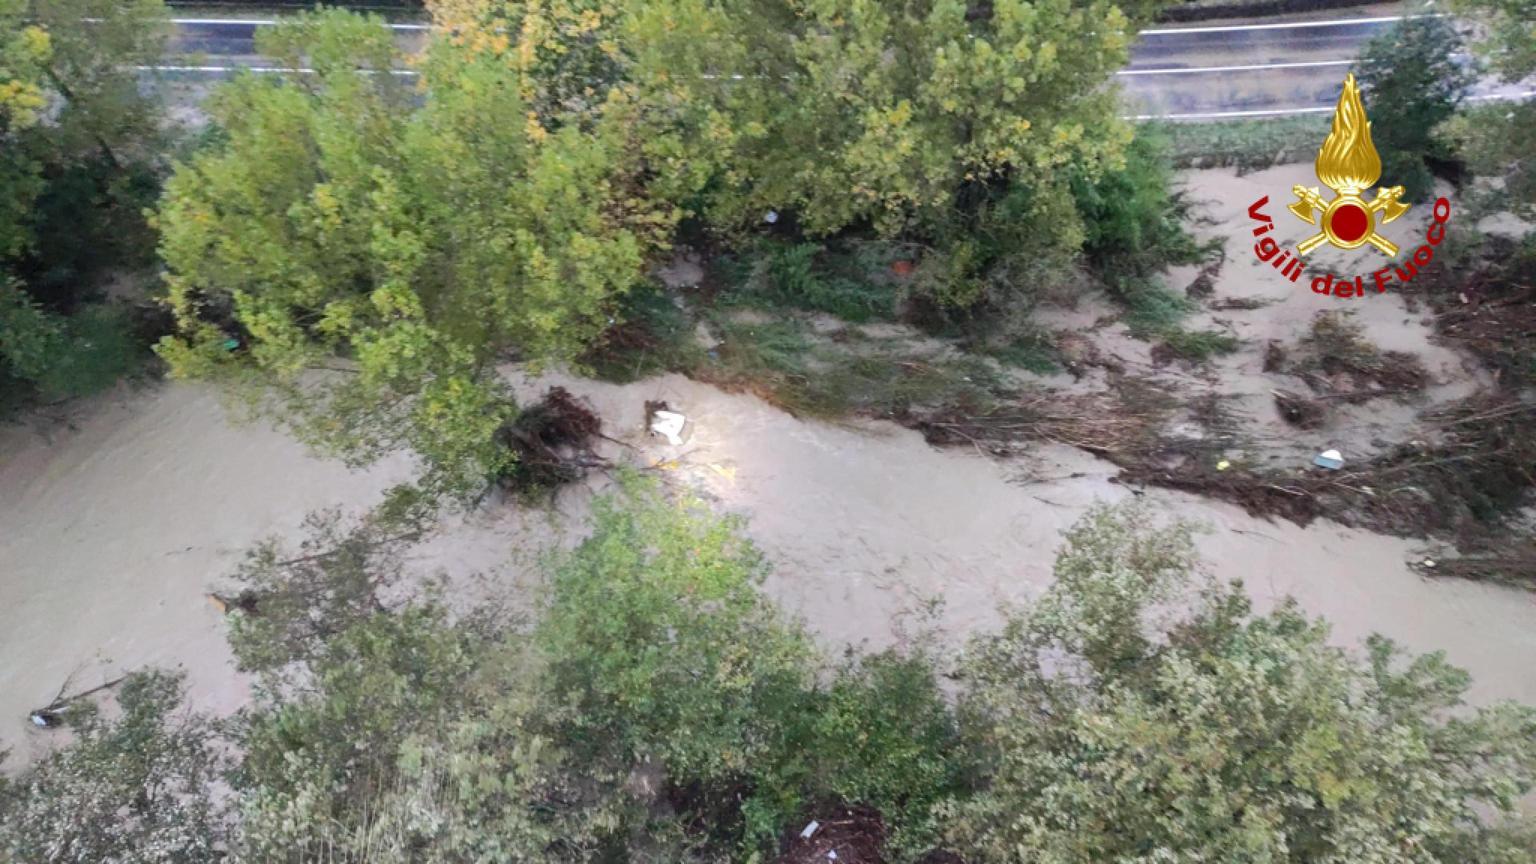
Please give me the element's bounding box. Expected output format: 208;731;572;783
1129;105;1335;119
166;17;429;30
147;56;1358;79
1141;14;1433;36
138;64;419;76
1132;89;1534;119
1118;59;1353;76
159;13;1420;38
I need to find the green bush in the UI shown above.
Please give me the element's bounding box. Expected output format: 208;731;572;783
947;502;1536;864
810;649;967;859
0;285;145;404
1358;15;1474;202
0;0;172;415
9;495;1536;863
726;240;897;323
0;672;226;864
580;278;703;383
1073;132;1206;299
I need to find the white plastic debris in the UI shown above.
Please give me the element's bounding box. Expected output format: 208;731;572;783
800;821;820;840
827;852;837;861
764;209;780;224
1215;459;1231;471
1312;448;1344;470
1422;558;1437;569
650;410;687;446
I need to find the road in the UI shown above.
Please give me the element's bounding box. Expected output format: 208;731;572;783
152;13;1533;119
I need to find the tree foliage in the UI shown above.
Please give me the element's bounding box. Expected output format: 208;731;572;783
0;0;169;409
1441;0;1536;220
0;672;226;864
636;0;1137;239
6;495;1535;862
948;502;1536;864
157;0;1162;487
1451;0;1536;81
1358;16;1474;202
156;10;673;495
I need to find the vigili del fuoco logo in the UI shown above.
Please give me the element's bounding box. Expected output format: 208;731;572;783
1246;74;1453;298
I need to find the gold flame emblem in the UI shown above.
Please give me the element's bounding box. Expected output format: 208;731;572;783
1289;74;1409;256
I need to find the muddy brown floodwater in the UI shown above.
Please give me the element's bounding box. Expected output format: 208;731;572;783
3;369;1534;765
3;165;1535;766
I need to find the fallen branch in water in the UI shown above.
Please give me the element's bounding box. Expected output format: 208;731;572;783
29;672;128;729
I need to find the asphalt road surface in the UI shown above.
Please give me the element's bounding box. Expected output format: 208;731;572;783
151;13;1533;120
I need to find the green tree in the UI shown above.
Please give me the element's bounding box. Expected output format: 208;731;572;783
0;0;49;260
156;10;672;496
11;495;1536;863
652;0;1140;240
948;502;1536;864
1442;0;1536;220
0;672;225;864
222;477;960;860
1358;16;1474;203
534;476;820;846
0;0;170;409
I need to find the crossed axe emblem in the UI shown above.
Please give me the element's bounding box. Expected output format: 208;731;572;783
1288;185;1410;256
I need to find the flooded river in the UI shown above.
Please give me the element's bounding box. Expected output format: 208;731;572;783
3;372;1533;764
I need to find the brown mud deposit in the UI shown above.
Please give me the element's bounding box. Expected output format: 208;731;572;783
2;167;1534;766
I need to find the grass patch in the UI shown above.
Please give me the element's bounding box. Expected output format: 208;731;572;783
1117;280;1239;365
975;328;1061;375
1153;328;1241;363
1121;281;1193;334
717;240;899;323
1149;115;1330;173
697;315;1008;419
580;280;703;383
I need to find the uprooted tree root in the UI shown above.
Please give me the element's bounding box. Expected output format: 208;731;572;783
1271;389;1326;430
495;387;605;493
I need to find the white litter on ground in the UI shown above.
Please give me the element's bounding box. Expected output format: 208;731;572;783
650;410;687;446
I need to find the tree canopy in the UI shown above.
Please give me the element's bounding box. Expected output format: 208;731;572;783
6;494;1534;863
0;0;169;408
154;0;1153;491
156;10;674;494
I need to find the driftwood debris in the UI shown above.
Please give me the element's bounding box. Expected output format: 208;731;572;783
29;671;127;729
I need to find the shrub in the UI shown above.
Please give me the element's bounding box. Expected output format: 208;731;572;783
948;501;1536;864
724;240;898;322
155;10;671;497
0;284;145;403
1358;15;1475;202
1073;132;1206;298
0;672;225;864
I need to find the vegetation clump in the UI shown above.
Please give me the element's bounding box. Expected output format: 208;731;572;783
7;492;1536;862
0;0;173;412
1293;310;1430;399
1358;15;1475;201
